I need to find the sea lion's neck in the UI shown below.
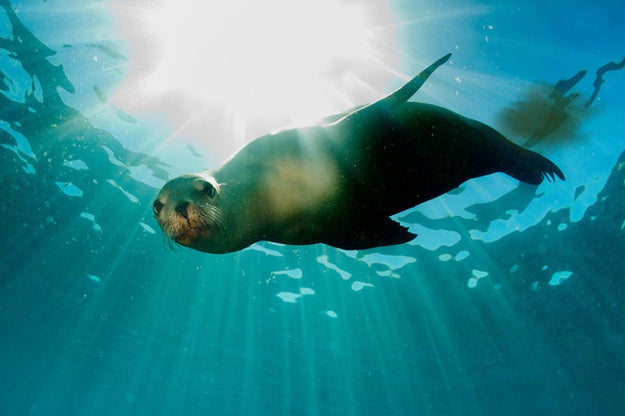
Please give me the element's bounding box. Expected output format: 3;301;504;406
211;166;270;251
212;145;343;248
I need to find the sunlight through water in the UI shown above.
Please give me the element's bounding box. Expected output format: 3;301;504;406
2;0;625;415
116;0;397;123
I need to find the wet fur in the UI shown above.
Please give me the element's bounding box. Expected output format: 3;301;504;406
154;54;564;253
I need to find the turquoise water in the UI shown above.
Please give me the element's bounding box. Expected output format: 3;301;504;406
1;0;624;415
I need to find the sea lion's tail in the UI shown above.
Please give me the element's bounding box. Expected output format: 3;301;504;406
506;150;565;185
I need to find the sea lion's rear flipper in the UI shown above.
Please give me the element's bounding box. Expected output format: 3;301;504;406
327;217;417;250
506;150;566;185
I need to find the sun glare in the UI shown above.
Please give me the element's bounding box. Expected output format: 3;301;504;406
139;0;385;120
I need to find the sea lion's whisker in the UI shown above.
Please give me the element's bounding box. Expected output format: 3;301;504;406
195;204;223;232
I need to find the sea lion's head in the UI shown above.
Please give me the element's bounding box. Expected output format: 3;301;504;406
153;173;223;250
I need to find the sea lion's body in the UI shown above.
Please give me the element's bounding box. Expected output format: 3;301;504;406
154;54;564;253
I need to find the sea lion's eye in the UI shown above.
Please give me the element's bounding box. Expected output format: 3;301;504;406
153;200;164;216
193;178;216;197
201;182;216;198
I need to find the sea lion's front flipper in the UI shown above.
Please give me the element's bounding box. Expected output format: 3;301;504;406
327;217;417;250
377;52;452;109
335;53;451;125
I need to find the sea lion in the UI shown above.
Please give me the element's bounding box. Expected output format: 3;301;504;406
153;53;564;254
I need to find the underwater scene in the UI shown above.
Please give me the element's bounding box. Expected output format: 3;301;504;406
1;0;624;415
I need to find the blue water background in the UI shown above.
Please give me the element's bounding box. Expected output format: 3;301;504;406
1;0;624;415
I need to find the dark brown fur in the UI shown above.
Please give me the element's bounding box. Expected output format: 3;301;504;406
154;54;564;253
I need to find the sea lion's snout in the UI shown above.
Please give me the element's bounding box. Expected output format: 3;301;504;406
153;174;226;251
174;201;190;219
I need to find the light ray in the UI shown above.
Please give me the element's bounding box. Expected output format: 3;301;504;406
112;0;398;126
